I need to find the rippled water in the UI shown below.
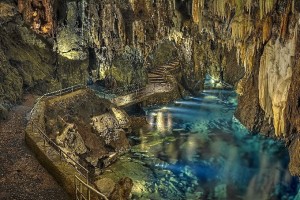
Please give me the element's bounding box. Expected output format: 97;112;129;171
128;84;299;199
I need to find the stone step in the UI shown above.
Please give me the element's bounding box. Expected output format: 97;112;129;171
150;71;164;75
153;69;166;73
168;62;179;66
149;80;167;83
148;73;162;78
163;66;175;70
149;75;164;79
149;77;165;81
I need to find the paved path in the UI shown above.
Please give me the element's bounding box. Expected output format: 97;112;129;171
0;95;69;200
112;60;179;107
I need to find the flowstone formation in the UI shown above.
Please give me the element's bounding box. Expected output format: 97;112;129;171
187;0;299;138
187;0;300;174
44;89;131;172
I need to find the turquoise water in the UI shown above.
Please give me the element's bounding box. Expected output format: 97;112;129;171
129;85;299;199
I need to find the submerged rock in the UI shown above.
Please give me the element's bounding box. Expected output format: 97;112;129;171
109;177;133;200
95;177;116;197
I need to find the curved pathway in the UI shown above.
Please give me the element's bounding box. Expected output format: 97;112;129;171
0;95;69;200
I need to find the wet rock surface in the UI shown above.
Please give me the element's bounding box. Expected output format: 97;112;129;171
95;177;116;197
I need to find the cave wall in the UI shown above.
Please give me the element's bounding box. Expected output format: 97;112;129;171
0;0;183;114
17;0;178;84
188;0;299;139
1;1;300;153
1;0;213;106
0;2;88;118
178;0;300;176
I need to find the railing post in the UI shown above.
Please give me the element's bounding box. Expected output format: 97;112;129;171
75;176;78;200
88;187;91;200
43;136;46;148
80;182;83;200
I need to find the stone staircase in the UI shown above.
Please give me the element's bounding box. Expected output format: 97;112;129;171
148;60;179;84
112;60;180;107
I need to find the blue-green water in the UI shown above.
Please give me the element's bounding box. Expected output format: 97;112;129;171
129;86;299;199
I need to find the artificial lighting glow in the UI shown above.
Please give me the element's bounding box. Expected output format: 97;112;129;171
203;95;218;100
151;112;157;116
167;112;172;132
161;107;168;111
149;113;155;128
156;112;165;132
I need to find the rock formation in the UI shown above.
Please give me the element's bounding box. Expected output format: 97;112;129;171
1;0;300;174
95;177;133;200
45;90;131;171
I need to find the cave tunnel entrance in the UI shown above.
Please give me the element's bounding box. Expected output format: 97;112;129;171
175;0;193;20
88;47;97;75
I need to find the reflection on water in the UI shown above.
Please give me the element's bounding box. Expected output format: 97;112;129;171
130;87;299;200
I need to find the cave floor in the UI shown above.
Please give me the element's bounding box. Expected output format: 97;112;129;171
0;95;70;200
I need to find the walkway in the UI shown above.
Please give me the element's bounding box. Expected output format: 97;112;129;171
111;60;180;107
0;60;179;199
0;95;70;200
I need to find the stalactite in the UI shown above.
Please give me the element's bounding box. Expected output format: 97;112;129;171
280;1;293;40
212;0;226;19
245;0;252;13
259;0;277;19
192;0;200;23
230;14;253;43
263;16;272;43
192;0;205;27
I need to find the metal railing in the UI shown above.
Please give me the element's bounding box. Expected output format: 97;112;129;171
28;83;108;199
32;121;89;182
30;84;88;117
75;175;108;200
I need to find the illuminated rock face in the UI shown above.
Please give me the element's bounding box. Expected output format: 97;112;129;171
188;0;300;138
259;37;296;137
18;0;55;35
4;1;300;148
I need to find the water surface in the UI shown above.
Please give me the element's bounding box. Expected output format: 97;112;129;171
127;86;298;199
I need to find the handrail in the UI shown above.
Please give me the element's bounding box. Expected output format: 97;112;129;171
28;83;110;199
29;84;88;118
32;121;89;182
75;175;108;200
